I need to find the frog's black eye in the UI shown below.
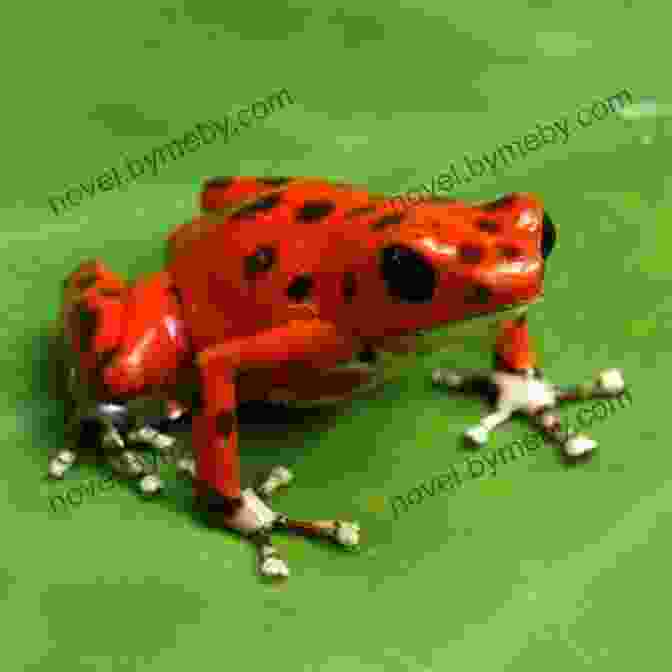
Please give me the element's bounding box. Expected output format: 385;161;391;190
380;245;436;303
541;212;556;259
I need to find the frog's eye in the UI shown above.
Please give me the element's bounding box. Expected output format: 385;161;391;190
380;245;436;303
541;212;556;259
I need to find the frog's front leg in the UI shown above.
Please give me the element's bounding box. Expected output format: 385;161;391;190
193;319;361;580
432;315;626;458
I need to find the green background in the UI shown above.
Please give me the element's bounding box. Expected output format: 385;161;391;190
2;1;670;669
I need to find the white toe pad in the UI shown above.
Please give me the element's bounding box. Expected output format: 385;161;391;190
464;425;489;446
432;369;463;388
260;556;290;578
597;369;625;395
565;435;597;457
334;522;360;547
139;473;163;495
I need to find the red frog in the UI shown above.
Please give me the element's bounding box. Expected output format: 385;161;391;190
50;176;626;578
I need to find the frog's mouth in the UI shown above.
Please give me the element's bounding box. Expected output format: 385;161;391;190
409;295;544;353
415;294;544;336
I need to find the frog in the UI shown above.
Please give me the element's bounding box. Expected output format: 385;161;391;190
49;176;626;579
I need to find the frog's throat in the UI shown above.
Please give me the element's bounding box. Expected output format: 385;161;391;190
459;295;543;324
415;295;543;337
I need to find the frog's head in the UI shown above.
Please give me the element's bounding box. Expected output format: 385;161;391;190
338;193;555;344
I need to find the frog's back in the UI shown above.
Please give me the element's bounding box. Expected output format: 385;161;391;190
166;178;384;350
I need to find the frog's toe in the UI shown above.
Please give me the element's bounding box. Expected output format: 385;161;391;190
432;368;464;388
47;449;77;479
106;449;165;496
260;554;290;579
596;369;625;395
127;425;177;454
256;465;294;500
333;521;360;547
176;454;197;479
139;473;164;495
101;424;125;452
564;434;597;458
275;516;361;549
252;531;291;579
464;425;489;446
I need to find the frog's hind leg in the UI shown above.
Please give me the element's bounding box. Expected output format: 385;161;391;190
51;260;171;495
49;342;155;490
50;259;129;479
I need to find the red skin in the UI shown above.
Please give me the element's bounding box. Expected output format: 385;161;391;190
61;177;546;508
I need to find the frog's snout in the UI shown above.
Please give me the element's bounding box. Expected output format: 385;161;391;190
541;212;556;259
380;245;436;303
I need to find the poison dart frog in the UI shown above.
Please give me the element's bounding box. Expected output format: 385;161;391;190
50;176;626;579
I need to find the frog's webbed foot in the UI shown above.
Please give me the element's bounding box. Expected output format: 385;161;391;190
48;370;170;496
432;367;626;458
199;467;360;579
126;424;197;488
